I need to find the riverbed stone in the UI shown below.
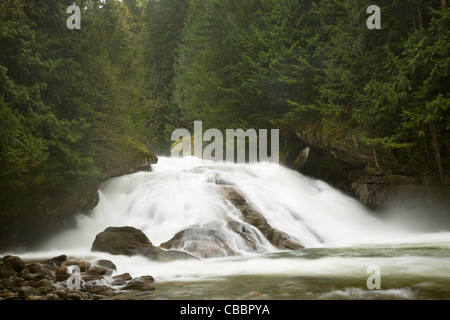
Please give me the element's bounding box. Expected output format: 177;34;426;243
66;292;82;300
2;255;26;272
96;259;117;271
26;263;42;274
113;273;132;282
63;260;91;272
44;293;60;300
122;277;155;291
31;278;52;288
81;274;104;282
55;266;68;276
0;269;15;279
45;254;67;267
34;269;54;281
18;285;41;298
86;266;110;276
37;285;56;295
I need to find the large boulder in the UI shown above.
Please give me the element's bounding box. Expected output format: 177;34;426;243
91;226;196;261
222;187;304;250
91;226;153;255
160;225;237;258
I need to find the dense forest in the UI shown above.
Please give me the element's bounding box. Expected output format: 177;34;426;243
0;0;448;248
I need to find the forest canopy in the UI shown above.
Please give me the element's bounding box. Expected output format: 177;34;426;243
0;0;448;246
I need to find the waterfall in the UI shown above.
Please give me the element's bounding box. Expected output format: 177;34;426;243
44;156;422;256
8;156;450;296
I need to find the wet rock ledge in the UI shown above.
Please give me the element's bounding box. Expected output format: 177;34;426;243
0;254;154;300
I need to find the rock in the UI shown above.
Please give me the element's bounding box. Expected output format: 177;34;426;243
34;270;54;281
349;169;450;210
81;274;104;282
91;226;153;255
290;146;321;174
296;126;372;167
18;285;41;298
55;266;68;276
91;226;197;262
19;268;30;278
55;274;70;282
111;278;126;286
160;226;236;258
113;273;132;282
100;289;115;297
161;188;305;258
96;259;117;271
37;285;56;295
63;260;91;272
86;285;109;295
223;187;304;250
31;278;52;288
24;273;37;281
140;275;155;283
26;263;42;273
247;291;261;297
0;289;18;300
54;290;68;299
66;292;82;300
44;293;60;300
0;275;21;290
2;255;26;272
85;266;111;276
0;269;15;280
44;255;67;267
122;277;155;291
138;246;197;262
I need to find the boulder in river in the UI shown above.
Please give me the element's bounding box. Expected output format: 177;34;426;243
160;225;237;258
91;226;196;261
223;187;304;250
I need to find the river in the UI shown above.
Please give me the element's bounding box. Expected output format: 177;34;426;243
5;156;450;300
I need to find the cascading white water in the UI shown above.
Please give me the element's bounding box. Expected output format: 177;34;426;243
7;156;450;298
44;156;435;254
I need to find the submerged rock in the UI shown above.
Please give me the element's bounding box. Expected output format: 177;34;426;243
223;187;304;250
160;226;237;258
161;187;305;258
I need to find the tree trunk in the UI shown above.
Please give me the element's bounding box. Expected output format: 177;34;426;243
442;0;447;8
418;7;423;29
373;146;380;168
431;122;444;185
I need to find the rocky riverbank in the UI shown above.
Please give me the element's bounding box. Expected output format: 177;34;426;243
0;254;155;300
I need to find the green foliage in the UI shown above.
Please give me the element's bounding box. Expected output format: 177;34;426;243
2;0;449;236
0;0;153;226
138;0;448;181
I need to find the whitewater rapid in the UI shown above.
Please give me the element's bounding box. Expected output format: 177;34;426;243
41;156;422;251
6;156;450;293
41;156;450;251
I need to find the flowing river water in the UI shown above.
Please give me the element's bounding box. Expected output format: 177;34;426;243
5;157;450;300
